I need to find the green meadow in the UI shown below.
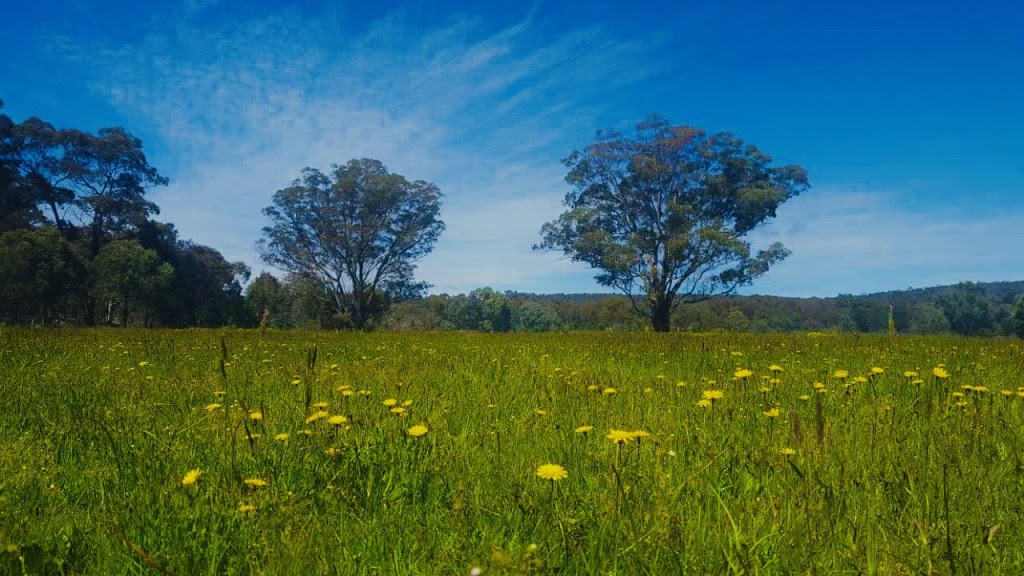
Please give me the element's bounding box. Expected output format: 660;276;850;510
2;327;1024;574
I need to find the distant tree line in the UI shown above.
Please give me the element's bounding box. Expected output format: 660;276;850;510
247;275;1024;337
0;99;252;327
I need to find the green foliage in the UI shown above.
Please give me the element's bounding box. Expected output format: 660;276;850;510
90;239;174;327
4;329;1024;573
537;115;808;331
937;282;994;336
1012;296;1024;338
0;99;254;328
259;159;444;330
0;227;86;323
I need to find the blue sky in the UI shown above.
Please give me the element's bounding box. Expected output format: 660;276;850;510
3;0;1023;297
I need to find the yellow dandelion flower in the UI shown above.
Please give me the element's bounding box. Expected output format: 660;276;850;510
383;398;398;407
799;394;811;401
312;401;329;409
781;448;797;456
407;424;428;437
933;367;950;379
324;447;339;456
602;387;617;395
871;367;885;375
341;389;354;397
762;408;781;418
631;430;651;440
390;406;406;415
138;361;149;367
852;376;868;384
834;370;849;379
327;415;348;425
290;379;302;385
237;503;256;513
769;365;784;373
357;390;372;396
535;464;568;481
912;378;925;385
205;403;222;412
305;410;329;424
904;371;919;378
951;392;965;398
734;369;754;379
575;425;593;434
606;429;634;444
812;381;826;389
759;386;772;393
182;468;201;486
676;381;687;387
402;399;413;407
248;410;263;421
1001;390;1014;397
702;390;724;401
534;409;547;416
696;398;713;408
243;478;267;488
274;433;289;441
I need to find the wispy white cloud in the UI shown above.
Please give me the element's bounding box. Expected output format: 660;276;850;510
750;187;1024;297
43;4;1024;299
48;4;657;293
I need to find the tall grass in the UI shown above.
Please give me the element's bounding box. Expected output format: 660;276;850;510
1;327;1023;574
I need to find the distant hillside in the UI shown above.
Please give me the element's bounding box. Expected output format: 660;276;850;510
385;280;1024;335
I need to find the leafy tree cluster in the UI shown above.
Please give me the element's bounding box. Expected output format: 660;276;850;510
0;99;250;327
377;281;1024;336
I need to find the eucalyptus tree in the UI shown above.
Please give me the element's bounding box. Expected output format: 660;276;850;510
537;115;808;332
259;159;444;329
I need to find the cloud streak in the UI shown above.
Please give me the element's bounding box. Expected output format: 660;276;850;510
49;4;659;294
42;3;1024;298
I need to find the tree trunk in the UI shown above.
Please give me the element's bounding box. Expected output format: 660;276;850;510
649;294;673;333
120;302;129;327
83;297;97;326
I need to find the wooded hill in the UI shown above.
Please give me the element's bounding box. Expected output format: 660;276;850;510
377;280;1024;336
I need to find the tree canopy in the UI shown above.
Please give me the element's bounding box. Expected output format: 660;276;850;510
0;98;250;327
537;115;809;331
258;159;444;329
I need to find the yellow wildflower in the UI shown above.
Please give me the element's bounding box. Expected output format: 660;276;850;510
535;464;568;481
606;429;634;444
181;468;201;487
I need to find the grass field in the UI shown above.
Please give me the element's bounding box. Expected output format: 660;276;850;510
2;327;1023;574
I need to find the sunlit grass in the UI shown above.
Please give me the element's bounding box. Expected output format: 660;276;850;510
1;327;1023;573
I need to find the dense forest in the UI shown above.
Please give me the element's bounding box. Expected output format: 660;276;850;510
0;100;251;327
3;98;1024;336
254;276;1024;337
